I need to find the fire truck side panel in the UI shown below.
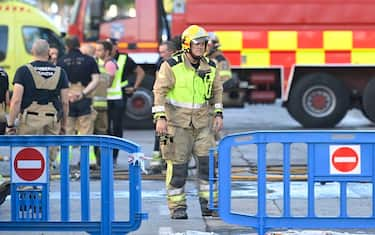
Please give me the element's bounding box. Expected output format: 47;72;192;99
171;0;375;127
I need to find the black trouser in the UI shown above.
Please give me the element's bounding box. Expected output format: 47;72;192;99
0;122;5;135
107;99;124;160
153;128;160;151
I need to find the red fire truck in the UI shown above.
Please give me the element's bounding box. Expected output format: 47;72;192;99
68;0;375;128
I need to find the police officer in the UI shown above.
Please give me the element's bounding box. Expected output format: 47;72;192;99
149;41;177;174
57;36;99;146
0;67;9;134
107;38;145;166
153;25;223;219
6;39;69;142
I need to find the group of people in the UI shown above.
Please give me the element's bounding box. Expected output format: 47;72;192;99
3;35;145;169
0;24;232;220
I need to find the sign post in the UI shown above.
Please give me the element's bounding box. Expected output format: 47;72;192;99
11;146;49;221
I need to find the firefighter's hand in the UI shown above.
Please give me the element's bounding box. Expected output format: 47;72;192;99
213;116;223;132
5;126;16;135
156;118;168;135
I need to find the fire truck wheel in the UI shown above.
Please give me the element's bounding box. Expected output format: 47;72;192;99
287;73;350;128
123;87;154;129
362;78;375;123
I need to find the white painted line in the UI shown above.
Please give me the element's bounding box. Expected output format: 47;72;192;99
334;156;356;163
17;160;41;169
159;227;173;235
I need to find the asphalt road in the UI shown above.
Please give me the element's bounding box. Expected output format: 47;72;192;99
0;103;374;235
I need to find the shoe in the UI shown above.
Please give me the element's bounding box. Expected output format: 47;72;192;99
148;165;162;174
199;198;218;217
171;208;188;219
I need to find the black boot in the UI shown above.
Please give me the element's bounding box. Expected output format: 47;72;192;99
171;207;188;219
199;198;218;217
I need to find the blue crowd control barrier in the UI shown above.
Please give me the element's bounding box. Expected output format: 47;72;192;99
209;131;375;235
0;135;147;235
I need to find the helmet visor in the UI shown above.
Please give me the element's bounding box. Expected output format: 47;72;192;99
191;37;207;45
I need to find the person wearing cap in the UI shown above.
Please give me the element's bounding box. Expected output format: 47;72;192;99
152;25;223;219
106;38;145;166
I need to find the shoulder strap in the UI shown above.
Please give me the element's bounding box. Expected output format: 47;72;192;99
166;55;183;67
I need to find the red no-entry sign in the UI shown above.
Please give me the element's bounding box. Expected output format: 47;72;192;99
12;147;47;183
329;145;361;174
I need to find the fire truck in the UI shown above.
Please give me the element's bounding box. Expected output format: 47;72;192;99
68;0;375;128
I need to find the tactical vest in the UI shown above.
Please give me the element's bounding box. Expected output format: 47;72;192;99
93;59;109;109
108;54;126;100
166;54;216;109
24;63;61;113
0;102;5;122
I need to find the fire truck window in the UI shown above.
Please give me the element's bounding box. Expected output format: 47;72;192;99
0;26;8;62
103;1;136;21
22;27;65;56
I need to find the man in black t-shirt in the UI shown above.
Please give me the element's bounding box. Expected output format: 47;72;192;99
57;36;99;138
0;67;9;135
6;39;69;138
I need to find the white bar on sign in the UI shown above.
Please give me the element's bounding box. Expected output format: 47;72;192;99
17;160;41;169
334;156;357;163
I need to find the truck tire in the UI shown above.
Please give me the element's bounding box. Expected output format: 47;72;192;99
124;87;154;129
287;73;350;128
362;78;375;123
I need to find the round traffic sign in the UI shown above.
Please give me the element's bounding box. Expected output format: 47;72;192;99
331;147;358;173
14;147;45;181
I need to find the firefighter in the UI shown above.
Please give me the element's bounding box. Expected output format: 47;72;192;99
207;32;232;84
207;32;233;142
149;40;177;174
57;36;99;165
6;39;69;157
107;38;145;166
153;25;223;219
93;40;117;166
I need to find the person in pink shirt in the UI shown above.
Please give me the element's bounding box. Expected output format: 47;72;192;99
94;40;118;166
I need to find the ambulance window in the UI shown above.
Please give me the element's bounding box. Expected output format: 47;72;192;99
0;26;8;62
22;27;65;55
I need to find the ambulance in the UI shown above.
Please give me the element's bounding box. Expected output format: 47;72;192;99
0;1;65;84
